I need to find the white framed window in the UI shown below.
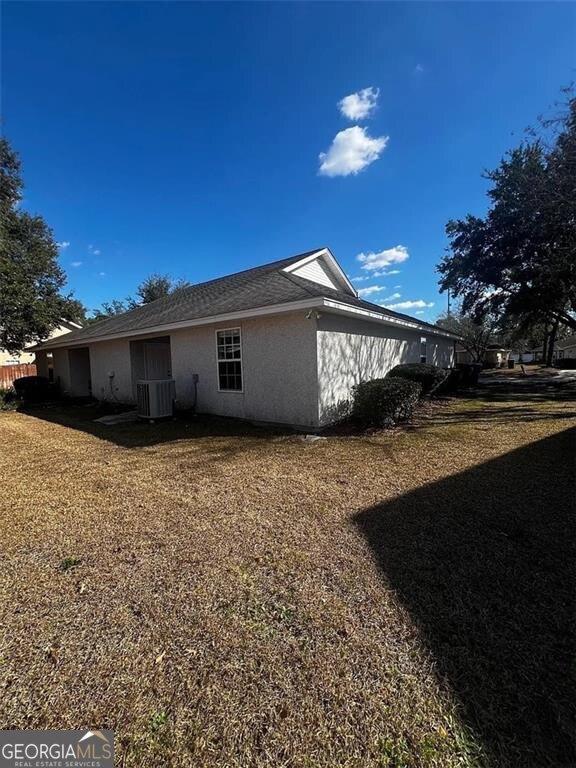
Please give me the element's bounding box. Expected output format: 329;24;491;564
216;327;243;391
420;337;427;364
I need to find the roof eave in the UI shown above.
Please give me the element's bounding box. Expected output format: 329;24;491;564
33;295;459;351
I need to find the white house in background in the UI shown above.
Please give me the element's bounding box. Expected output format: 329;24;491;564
510;335;576;364
551;335;576;362
0;320;82;369
34;248;457;428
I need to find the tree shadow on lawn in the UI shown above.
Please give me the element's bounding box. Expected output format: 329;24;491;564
354;427;576;767
20;403;293;449
412;402;576;429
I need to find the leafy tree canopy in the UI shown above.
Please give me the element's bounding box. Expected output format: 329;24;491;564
0;138;85;354
90;274;192;321
130;273;191;307
438;92;576;337
436;311;498;362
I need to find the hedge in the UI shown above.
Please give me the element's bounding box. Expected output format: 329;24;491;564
0;388;18;411
351;377;422;427
555;358;576;370
13;375;57;403
386;363;447;396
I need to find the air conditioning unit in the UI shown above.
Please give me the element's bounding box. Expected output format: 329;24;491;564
137;379;176;419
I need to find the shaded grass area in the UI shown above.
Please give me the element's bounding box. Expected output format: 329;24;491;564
0;390;574;767
356;428;576;767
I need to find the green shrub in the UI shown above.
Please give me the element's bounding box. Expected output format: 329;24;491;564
352;377;422;427
13;375;57;403
433;367;461;395
386;363;447;396
555;357;576;370
455;362;483;387
0;388;18;411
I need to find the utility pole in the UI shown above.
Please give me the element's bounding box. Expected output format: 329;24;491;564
447;289;451;317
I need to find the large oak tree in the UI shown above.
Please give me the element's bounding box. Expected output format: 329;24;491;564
438;93;576;361
0;138;84;353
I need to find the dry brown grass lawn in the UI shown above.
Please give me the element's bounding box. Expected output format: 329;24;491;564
0;391;574;767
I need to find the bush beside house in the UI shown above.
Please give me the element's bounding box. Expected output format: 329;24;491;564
386;363;448;396
555;357;576;370
13;376;58;403
351;378;422;427
0;388;18;411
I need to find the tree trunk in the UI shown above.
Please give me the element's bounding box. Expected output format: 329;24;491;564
546;317;559;367
542;323;549;364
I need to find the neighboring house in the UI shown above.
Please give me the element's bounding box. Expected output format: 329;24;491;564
455;345;510;368
554;335;576;361
511;335;576;364
34;248;458;428
0;320;82;367
0;320;82;388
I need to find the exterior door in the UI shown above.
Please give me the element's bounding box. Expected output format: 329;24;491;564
143;342;171;379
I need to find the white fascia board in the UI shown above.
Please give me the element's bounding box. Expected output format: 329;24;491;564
321;299;460;339
283;248;358;297
33;298;327;350
35;296;457;351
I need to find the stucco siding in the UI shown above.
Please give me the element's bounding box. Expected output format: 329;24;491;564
427;338;455;368
35;351;50;378
171;312;318;427
89;339;134;402
52;348;71;394
316;314;454;425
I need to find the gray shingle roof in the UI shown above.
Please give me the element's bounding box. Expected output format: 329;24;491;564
39;248;455;348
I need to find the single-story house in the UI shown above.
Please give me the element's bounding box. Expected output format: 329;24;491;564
553;335;576;361
511;334;576;364
34;248;458;428
456;345;511;368
0;320;81;389
0;320;81;368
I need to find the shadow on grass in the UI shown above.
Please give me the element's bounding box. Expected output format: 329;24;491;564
20;403;291;448
415;402;576;428
354;428;576;767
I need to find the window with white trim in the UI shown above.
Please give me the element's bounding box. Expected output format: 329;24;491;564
420;337;427;364
217;328;242;391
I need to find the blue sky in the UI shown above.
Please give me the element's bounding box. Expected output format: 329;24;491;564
3;2;575;321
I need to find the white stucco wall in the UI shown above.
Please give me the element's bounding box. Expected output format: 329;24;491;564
170;312;318;427
51;309;454;427
89;339;134;402
52;311;319;427
52;348;71;394
316;314;454;425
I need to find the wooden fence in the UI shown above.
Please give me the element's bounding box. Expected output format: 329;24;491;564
0;363;37;390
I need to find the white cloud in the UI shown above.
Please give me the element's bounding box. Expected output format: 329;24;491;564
357;285;385;297
71;261;83;268
338;87;379;120
319;126;388;177
415;311;425;315
378;292;402;304
351;275;369;282
414;64;424;75
357;245;409;272
88;244;101;256
98;271;106;277
385;299;435;310
57;241;70;250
